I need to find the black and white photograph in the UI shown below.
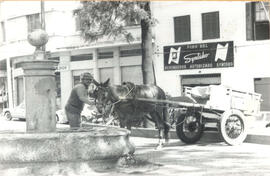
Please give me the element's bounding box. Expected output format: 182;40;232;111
0;1;270;175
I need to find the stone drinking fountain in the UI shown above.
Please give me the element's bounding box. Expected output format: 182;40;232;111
0;29;135;168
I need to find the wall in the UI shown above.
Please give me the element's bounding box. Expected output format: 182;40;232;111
152;1;270;96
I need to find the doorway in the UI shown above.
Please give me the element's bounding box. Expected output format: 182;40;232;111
181;74;221;92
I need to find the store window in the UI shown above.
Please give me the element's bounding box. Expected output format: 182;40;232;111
0;21;6;42
246;2;270;40
202;11;220;40
98;52;113;59
27;13;41;33
71;54;93;61
121;66;143;84
75;16;83;32
55;72;61;98
174;15;191;43
16;77;24;106
120;49;141;57
254;78;270;111
0;77;7;108
99;67;114;83
72;70;93;87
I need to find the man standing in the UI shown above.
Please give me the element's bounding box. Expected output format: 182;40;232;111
65;72;96;128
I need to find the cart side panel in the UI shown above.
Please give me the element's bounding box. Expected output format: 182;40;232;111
184;85;261;116
206;86;231;111
230;89;261;115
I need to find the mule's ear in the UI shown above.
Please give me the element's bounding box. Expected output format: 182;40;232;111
92;79;100;86
104;78;110;86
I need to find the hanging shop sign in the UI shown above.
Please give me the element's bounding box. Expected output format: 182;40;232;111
164;41;234;71
55;65;69;72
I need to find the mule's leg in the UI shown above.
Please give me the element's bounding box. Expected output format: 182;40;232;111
115;110;125;128
126;120;132;130
154;107;171;145
149;112;164;149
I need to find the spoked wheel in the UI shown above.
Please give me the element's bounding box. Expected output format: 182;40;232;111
176;112;204;144
219;110;247;146
4;112;12;121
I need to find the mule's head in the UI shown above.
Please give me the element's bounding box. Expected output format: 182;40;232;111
93;78;112;114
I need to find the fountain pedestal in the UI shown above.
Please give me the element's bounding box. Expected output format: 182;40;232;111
20;60;58;132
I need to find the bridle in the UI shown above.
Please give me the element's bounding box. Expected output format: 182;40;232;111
93;85;115;118
94;84;136;119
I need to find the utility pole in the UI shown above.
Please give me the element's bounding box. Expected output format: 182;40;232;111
40;0;46;52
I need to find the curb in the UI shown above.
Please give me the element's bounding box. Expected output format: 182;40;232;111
130;127;270;145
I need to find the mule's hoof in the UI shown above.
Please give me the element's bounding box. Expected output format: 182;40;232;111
165;139;169;144
155;144;164;150
117;154;136;167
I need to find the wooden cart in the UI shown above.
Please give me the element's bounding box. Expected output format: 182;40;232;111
135;85;262;145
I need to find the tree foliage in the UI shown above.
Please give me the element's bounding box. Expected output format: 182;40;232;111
74;1;156;85
74;1;154;42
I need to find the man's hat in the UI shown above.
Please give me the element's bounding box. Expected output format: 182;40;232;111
80;72;93;80
80;72;99;86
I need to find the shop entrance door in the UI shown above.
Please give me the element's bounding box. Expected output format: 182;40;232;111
181;74;221;92
254;78;270;111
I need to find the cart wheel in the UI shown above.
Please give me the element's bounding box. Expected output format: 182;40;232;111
176;112;204;144
219;110;247;146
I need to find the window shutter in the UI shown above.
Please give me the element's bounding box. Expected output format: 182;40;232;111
174;15;191;43
202;12;220;40
246;2;254;40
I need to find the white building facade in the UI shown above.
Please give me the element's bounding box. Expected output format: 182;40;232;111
0;1;143;111
152;1;270;111
0;1;269;112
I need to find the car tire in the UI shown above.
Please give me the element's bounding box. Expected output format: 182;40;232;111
4;112;12;121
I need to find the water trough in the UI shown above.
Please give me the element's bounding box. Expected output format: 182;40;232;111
0;126;135;163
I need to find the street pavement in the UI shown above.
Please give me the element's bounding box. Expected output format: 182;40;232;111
1;118;270;176
127;137;270;176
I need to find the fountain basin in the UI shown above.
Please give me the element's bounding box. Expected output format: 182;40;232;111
0;126;135;163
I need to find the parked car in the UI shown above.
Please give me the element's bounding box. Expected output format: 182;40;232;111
2;102;68;124
2;103;25;121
